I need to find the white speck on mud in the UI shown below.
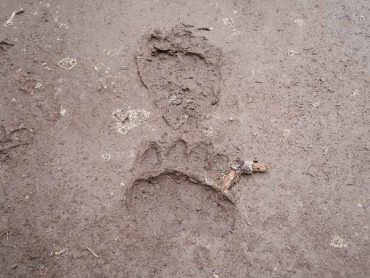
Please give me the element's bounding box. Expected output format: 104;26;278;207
281;129;291;142
112;109;150;135
222;17;233;26
203;126;214;138
101;153;111;161
53;248;66;256
59;23;69;29
130;150;135;158
58;57;77;70
288;49;297;56
312;101;320;108
330;236;348;248
35;82;42;89
294;19;305;26
59;107;67;116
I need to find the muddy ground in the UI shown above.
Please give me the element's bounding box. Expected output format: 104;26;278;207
1;0;369;277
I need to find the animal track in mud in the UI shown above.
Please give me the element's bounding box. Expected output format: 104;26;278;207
0;126;34;162
125;140;246;274
136;25;223;130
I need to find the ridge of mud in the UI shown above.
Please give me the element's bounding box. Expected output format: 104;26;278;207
136;26;223;130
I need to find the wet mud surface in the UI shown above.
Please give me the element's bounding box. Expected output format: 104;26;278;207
137;26;223;129
0;0;369;277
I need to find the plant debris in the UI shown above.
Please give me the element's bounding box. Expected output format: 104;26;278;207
85;246;99;258
220;159;267;192
4;9;24;27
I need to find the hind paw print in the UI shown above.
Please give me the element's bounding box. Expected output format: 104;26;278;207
124;139;267;272
125;139;239;242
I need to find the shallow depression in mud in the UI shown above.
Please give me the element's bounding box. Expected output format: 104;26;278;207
127;172;236;239
136;26;223;129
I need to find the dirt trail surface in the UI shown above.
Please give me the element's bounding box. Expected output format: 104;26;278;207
1;0;369;277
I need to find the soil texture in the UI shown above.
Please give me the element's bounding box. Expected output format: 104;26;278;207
0;0;369;277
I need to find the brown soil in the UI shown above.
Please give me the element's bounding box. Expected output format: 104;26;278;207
136;26;222;129
1;0;369;277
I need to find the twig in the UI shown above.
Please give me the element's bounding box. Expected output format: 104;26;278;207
4;11;16;26
8;126;28;135
11;264;18;269
197;27;212;31
0;244;16;248
85;246;99;258
252;162;268;172
4;9;23;27
135;56;149;90
3;142;31;151
220;160;267;192
220;169;237;192
245;219;252;226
